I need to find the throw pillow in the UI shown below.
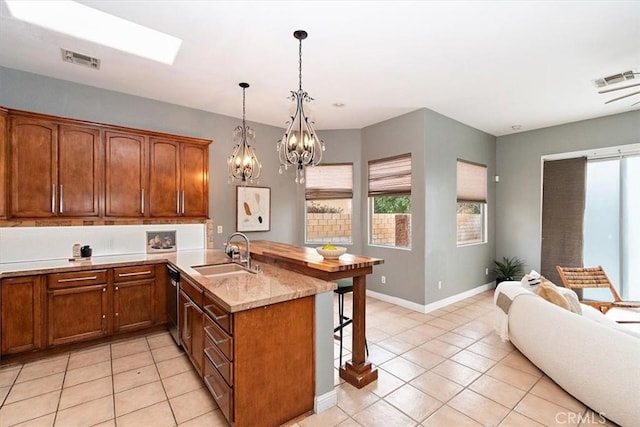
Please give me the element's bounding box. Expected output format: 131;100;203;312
537;279;570;310
558;287;582;314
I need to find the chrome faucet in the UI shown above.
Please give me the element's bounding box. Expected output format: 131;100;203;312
224;232;251;269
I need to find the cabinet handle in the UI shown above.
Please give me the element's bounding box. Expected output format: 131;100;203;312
177;190;180;214
205;348;228;370
58;275;98;283
51;184;56;213
205;305;228;322
103;287;106;292
115;286;119;291
102;314;106;319
141;188;145;214
181;190;185;214
115;312;119;316
59;185;64;213
206;378;225;401
183;302;191;339
204;326;229;345
118;271;151;277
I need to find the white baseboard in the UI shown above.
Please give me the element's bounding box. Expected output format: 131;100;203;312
314;389;337;413
366;281;495;314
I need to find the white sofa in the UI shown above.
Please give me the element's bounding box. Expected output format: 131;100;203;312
494;281;640;427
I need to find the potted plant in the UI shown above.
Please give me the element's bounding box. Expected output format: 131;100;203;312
493;256;525;284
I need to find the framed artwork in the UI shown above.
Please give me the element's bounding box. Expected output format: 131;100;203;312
236;186;271;232
146;230;177;253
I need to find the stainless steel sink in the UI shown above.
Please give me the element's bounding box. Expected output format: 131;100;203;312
192;263;255;278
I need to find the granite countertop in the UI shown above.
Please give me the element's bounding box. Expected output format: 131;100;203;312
0;249;337;313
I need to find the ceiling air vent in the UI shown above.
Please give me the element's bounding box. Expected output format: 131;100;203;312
61;49;100;70
592;69;636;88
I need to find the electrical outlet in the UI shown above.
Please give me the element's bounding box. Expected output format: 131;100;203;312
217;226;223;234
485;267;489;275
381;275;386;284
438;281;442;289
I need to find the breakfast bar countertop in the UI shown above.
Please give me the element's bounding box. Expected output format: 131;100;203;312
246;240;384;276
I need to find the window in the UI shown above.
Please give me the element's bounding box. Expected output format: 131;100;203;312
368;154;412;248
456;160;487;245
305;163;353;244
584;155;640;300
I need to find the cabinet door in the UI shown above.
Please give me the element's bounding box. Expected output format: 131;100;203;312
179;289;204;376
9;116;57;217
181;143;209;218
191;302;204;376
114;278;155;333
0;108;7;218
47;284;108;346
58;124;101;217
149;138;180;217
104;131;147;217
1;275;44;355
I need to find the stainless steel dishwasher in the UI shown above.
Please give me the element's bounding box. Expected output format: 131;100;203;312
167;264;181;346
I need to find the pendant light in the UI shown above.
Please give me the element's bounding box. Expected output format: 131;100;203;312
277;30;325;184
228;82;261;185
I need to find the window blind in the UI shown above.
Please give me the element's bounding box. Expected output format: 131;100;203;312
541;157;586;285
368;154;412;196
457;160;487;203
305;163;353;200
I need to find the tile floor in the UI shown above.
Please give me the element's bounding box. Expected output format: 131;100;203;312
0;290;621;426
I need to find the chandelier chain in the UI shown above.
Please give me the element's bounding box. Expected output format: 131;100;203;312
298;37;303;92
242;85;246;127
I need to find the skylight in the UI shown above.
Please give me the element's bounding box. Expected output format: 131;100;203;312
6;0;182;65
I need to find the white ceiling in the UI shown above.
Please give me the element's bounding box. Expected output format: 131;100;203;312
1;1;639;137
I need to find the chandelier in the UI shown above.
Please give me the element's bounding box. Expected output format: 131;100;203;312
277;30;325;184
228;82;261;185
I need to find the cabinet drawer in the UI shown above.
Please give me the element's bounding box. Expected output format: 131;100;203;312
204;334;233;386
114;265;155;282
203;292;232;335
48;270;107;289
204;358;233;424
204;314;233;361
180;276;203;307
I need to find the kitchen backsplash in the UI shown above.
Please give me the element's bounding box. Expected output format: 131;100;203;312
0;224;205;263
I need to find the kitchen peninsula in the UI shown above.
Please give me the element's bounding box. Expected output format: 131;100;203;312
0;248;336;426
0;241;383;424
244;240;384;388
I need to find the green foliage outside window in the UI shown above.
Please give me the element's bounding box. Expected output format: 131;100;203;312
457;202;481;214
373;196;411;213
307;201;344;214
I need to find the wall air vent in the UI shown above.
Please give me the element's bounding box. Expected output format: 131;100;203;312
592;69;636;88
61;49;100;70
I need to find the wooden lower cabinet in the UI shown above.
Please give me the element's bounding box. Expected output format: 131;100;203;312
47;270;109;346
202;293;314;427
113;265;156;333
1;275;44;355
1;263;165;358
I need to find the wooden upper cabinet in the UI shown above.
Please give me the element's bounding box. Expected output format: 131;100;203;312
149;138;181;217
104;131;147;217
58;124;101;217
182;142;209;218
2;108;210;221
0;108;7;218
9;116;57;217
149;138;209;218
